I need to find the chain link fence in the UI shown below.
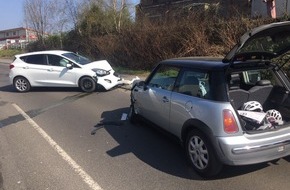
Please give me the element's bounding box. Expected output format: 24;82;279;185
276;0;290;17
251;0;290;18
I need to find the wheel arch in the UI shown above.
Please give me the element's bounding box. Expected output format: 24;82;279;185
181;119;214;146
13;75;30;83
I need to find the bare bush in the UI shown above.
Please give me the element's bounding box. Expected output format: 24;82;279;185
95;12;274;70
27;9;281;71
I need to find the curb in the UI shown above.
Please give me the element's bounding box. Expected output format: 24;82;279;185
0;59;12;64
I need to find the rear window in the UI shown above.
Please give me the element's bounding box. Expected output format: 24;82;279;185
239;31;290;55
20;54;47;65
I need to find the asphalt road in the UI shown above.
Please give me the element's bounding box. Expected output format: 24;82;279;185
1;60;290;190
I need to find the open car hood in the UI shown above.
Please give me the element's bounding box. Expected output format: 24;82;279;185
223;21;290;67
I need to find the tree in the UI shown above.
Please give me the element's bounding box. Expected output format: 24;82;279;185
24;0;75;46
24;0;52;44
108;0;129;32
78;0;132;35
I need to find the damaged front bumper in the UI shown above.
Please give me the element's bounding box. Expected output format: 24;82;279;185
97;72;140;90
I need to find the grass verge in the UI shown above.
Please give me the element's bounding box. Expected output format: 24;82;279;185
0;49;23;58
114;66;150;78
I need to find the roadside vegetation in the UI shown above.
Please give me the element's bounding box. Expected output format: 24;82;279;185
2;0;290;72
27;15;283;70
0;49;23;58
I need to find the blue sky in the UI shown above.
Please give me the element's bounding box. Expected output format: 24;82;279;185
0;0;25;30
0;0;140;30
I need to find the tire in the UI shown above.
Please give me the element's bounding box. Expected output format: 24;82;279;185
128;104;139;124
13;77;31;92
79;77;96;92
185;130;223;178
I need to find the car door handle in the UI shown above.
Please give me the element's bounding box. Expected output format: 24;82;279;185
23;66;29;69
47;68;54;71
163;96;169;103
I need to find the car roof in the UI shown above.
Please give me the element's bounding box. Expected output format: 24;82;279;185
15;50;73;57
160;57;228;70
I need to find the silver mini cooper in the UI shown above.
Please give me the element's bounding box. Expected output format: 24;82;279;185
130;21;290;177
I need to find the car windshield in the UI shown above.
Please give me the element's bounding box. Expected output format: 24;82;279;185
62;52;92;65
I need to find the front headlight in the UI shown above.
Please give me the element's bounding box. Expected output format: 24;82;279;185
92;69;110;76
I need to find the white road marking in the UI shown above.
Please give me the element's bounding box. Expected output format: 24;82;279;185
12;103;103;190
121;113;128;121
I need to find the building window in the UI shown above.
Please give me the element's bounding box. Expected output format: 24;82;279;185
13;31;16;35
6;32;9;37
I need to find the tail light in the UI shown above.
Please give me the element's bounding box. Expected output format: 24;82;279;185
223;109;239;133
9;64;14;69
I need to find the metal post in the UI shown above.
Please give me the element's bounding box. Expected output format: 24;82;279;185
286;0;289;16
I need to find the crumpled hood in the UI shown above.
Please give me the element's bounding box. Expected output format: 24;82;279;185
82;60;113;71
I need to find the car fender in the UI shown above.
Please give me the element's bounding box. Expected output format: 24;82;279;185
74;68;96;81
181;119;214;142
181;118;226;161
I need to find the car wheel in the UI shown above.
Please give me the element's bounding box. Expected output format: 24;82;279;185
128;104;139;124
14;77;31;92
80;77;96;92
185;130;223;178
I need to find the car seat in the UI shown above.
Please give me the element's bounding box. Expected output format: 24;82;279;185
248;80;273;106
228;75;249;109
178;75;200;97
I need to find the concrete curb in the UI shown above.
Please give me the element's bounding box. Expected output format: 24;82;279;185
0;59;12;64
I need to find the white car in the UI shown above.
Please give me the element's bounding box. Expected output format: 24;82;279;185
9;50;124;92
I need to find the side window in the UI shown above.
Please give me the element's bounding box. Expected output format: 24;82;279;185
243;70;261;85
47;54;69;67
243;69;279;86
175;69;209;98
21;54;46;65
148;65;180;91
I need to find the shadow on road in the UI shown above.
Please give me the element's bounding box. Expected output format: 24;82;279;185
0;85;83;93
284;155;290;162
0;92;93;129
92;107;289;180
0;85;15;92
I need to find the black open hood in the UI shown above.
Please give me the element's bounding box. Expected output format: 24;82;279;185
223;21;290;66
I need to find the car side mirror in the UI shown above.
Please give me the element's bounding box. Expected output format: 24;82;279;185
66;63;73;69
132;80;148;91
138;81;149;91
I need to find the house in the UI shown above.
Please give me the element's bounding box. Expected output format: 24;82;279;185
136;0;251;22
0;27;38;49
